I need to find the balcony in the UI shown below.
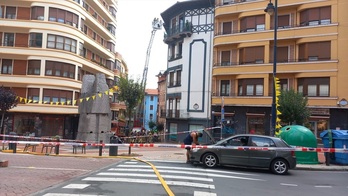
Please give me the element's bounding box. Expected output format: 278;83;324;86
164;22;192;44
166;109;189;119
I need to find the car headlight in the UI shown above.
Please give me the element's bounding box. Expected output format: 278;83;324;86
191;148;200;153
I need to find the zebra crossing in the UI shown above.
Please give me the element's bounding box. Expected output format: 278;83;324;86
41;160;263;196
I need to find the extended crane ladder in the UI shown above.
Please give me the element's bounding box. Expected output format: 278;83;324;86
136;18;163;126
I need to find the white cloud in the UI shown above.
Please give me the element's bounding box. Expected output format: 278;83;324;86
116;0;177;89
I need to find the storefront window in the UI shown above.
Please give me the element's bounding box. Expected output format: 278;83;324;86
247;116;265;135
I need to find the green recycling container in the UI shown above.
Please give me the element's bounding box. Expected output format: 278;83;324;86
279;125;319;164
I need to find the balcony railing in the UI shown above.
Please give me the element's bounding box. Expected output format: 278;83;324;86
216;0;257;7
164;22;192;43
215;20;334;36
214;58;335;67
166;109;189;119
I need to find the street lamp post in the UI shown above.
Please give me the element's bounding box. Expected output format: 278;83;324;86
265;0;278;136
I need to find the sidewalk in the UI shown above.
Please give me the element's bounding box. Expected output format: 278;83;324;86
2;143;348;170
1;145;347;196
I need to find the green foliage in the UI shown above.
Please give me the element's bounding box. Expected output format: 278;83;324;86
148;120;156;131
0;86;18;134
0;86;18;112
156;123;164;132
117;76;144;126
278;89;310;125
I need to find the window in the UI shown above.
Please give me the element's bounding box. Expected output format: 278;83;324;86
300;6;331;26
43;89;73;105
240;15;265;32
176;70;181;86
277;15;290;29
4;33;14;46
31;6;44;20
28;60;41;75
45;61;75;79
150;105;153;110
5;6;16;19
297;77;330;97
220;80;230;96
1;59;13;74
222;22;232;34
251;137;276;147
29;33;42;47
221;51;231;66
270;46;288;63
47;34;77;53
169;72;174;87
239;46;264;64
299;41;330;61
28;88;40;103
107;24;116;36
238;79;264;96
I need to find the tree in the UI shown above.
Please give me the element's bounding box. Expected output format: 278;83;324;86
117;76;144;134
0;86;18;139
148;120;156;131
278;89;310;125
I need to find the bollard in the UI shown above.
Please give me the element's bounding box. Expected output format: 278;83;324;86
325;152;330;166
99;140;103;156
128;146;131;155
12;142;17;154
55;138;60;155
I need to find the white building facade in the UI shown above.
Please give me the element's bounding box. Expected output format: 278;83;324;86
161;0;214;142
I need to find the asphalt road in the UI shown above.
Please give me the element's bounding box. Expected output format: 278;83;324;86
31;160;348;196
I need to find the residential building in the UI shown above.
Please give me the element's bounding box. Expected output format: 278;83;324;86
0;0;121;138
161;0;215;142
110;52;128;136
212;0;348;139
156;71;167;127
143;89;158;131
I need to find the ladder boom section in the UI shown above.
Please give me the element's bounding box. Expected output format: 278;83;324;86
141;29;156;89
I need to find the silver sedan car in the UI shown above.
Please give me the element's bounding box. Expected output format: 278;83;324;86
190;134;297;175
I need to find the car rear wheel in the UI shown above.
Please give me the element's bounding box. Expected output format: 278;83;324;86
202;153;218;168
270;158;289;175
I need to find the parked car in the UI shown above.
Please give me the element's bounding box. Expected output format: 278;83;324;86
190;134;296;175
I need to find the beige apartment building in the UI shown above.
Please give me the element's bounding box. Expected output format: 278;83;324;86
0;0;127;138
211;0;348;139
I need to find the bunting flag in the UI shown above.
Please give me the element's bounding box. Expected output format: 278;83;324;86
14;85;119;106
274;77;282;135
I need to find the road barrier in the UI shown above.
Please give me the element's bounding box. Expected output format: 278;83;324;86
1;139;347;153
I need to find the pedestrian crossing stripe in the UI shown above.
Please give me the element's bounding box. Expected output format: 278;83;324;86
97;172;213;182
82;177;215;189
117;164;258;176
108;168;264;181
194;191;217;196
63;184;90;189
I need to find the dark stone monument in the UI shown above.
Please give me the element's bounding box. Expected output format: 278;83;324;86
76;74;112;143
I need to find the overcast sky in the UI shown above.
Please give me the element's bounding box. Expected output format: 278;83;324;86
116;0;178;89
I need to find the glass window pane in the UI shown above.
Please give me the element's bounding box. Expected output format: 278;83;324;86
319;84;329;96
308;84;317;96
256;84;263;95
298;85;303;93
246;85;254;95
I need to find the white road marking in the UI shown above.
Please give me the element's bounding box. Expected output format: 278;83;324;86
83;177;215;189
97;172;213;182
280;183;298;187
63;184;90;189
315;185;332;188
124;161;138;164
116;164;258;176
109;168;264;181
194;191;217;196
43;194;98;196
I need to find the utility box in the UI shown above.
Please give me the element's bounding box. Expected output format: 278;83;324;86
320;130;348;165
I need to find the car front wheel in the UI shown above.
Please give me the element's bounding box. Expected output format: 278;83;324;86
270;158;289;175
202;153;218;168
